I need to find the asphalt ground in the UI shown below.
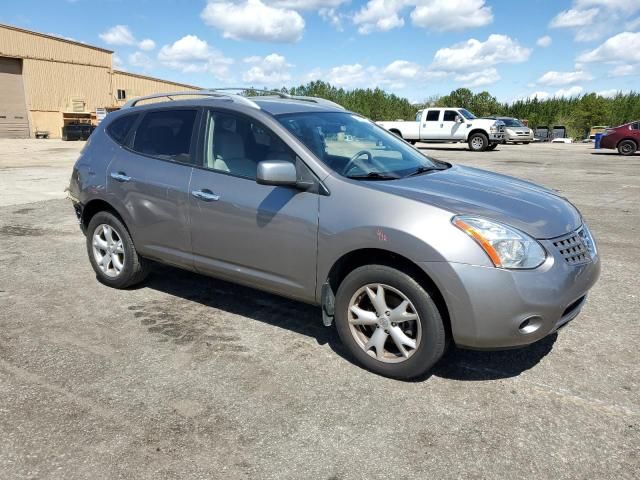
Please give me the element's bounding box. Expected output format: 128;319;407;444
0;139;638;479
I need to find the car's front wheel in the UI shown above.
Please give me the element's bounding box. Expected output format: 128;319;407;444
335;265;447;379
618;139;637;156
86;211;149;289
468;132;489;151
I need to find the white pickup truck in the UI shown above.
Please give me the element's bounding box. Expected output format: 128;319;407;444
378;107;506;152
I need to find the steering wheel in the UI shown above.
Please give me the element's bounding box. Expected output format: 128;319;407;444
342;150;373;175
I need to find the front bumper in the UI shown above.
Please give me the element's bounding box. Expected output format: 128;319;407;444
488;132;505;142
505;132;534;142
420;242;601;349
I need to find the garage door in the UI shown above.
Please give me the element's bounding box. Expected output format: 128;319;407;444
0;57;30;138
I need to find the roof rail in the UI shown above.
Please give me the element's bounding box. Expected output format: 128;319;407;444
122;90;260;109
122;88;345;110
209;88;344;109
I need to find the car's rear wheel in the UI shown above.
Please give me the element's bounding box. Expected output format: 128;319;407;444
618;139;637;156
86;211;148;289
335;265;447;380
468;132;489;151
390;130;402;139
523;141;530;145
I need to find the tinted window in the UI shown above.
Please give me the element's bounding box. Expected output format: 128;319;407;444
632;122;640;130
107;114;138;145
132;110;196;163
443;110;459;122
425;110;440;121
203;111;296;180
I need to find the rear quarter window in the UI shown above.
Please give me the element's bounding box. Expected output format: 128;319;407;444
107;114;139;145
131;109;197;164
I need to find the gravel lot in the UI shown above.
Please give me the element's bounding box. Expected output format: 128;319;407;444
0;139;638;479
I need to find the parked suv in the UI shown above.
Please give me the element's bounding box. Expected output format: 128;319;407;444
599;121;640;155
67;90;601;379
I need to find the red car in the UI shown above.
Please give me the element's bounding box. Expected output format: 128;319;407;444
600;121;640;155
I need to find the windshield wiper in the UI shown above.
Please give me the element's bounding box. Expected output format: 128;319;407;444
346;172;398;180
405;166;439;178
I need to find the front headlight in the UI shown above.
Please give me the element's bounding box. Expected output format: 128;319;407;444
453;215;547;269
579;223;597;258
490;124;499;132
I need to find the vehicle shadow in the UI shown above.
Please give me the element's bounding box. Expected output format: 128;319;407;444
416;145;469;152
591;151;639;156
141;263;556;382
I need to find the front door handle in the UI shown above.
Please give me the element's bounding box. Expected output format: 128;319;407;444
110;171;131;182
191;189;220;202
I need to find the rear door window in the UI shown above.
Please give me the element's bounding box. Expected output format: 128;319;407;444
425;110;440;122
107;114;138;145
132;109;197;164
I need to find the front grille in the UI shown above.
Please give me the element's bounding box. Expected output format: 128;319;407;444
552;228;590;266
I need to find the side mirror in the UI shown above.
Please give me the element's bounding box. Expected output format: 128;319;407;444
455;116;463;123
257;160;298;187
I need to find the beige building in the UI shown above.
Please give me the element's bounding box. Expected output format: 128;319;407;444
0;23;201;138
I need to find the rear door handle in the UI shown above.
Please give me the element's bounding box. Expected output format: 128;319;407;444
110;171;131;182
191;189;220;202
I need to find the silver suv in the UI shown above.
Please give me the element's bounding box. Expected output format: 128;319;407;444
68;90;600;379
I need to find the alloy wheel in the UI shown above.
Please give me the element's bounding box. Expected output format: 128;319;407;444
92;224;125;278
347;283;422;363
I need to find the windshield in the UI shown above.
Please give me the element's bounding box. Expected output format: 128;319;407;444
500;118;525;127
459;109;476;120
276;112;447;179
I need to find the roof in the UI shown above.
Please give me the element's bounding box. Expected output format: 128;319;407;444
113;70;202;90
0;23;113;54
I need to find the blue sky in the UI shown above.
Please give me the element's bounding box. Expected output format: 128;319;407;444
2;0;639;103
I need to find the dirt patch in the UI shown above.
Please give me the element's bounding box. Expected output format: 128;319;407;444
0;225;46;236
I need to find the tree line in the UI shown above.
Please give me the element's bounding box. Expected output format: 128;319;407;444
259;82;640;140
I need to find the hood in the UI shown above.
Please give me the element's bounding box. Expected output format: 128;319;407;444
369;165;581;239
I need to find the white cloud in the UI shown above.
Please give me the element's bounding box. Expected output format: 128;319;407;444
554;85;584;97
455;68;500;87
549;1;640;41
319;7;344;30
353;0;493;34
527;91;551;100
158;35;233;79
537;70;593;86
112;54;124;70
99;25;136;46
430;34;531;72
382;60;422;80
201;0;305;42
353;0;405;34
550;8;599;28
138;39;156;51
596;88;624;98
410;0;493;32
128;51;153;70
577;31;640;63
610;63;638;76
242;53;292;85
326;64;373;87
99;25;156;51
268;0;346;8
536;35;552;47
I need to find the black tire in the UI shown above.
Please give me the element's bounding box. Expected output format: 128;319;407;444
523;141;530;145
409;140;417;145
468;132;489;151
487;143;498;150
618;139;637;156
334;265;447;380
86;211;149;289
390;130;402;139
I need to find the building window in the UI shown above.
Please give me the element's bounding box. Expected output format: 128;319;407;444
117;89;127;100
